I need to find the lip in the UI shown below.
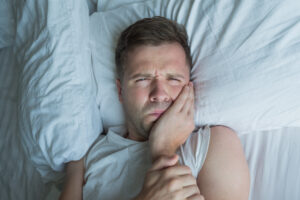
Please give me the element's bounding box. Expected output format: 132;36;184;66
149;110;165;118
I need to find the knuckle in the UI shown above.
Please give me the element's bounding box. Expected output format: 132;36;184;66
193;185;201;193
162;167;174;179
167;178;178;191
183;165;192;173
157;156;166;164
162;170;170;179
192;194;204;200
188;174;197;184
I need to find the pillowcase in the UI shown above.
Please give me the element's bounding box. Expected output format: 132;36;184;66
90;0;300;134
16;0;102;181
97;0;150;11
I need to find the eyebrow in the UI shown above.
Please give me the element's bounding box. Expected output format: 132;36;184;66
166;73;186;79
129;73;154;80
129;73;186;80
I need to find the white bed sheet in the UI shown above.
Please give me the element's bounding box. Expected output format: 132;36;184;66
0;47;46;199
239;128;300;200
1;34;300;200
0;47;62;200
1;1;300;200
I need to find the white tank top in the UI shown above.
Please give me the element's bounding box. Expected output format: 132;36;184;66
83;125;211;200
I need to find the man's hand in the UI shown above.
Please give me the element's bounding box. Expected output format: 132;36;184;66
134;155;204;200
149;82;195;161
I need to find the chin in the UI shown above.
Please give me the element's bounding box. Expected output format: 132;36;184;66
142;121;154;135
141;115;161;136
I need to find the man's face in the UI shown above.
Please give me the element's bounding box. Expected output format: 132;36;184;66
116;42;190;141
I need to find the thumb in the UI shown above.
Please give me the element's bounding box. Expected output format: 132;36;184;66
150;154;179;171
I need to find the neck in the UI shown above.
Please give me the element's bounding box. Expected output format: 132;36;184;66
126;122;147;142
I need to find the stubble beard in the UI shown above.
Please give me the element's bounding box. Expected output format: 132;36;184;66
124;101;171;140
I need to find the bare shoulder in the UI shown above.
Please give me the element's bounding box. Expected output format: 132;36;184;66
210;125;240;145
197;125;250;200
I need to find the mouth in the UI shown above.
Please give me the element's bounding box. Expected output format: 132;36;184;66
148;110;165;118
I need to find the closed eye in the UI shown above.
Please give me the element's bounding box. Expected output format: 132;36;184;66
135;78;150;82
168;78;181;82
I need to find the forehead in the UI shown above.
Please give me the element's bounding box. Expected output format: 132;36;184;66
125;42;189;76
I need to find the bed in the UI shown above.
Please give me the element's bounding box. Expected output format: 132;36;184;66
1;0;300;199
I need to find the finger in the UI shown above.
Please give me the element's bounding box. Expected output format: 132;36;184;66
182;83;194;114
169;174;198;190
170;84;190;112
187;194;205;200
144;171;161;187
173;185;200;199
161;165;193;179
150;155;179;171
187;82;195;116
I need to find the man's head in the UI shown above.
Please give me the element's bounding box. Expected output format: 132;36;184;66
115;16;192;141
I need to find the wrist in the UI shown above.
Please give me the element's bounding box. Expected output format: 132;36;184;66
150;140;179;161
65;159;85;182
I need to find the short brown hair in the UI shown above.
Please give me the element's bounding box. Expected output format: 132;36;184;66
115;16;192;80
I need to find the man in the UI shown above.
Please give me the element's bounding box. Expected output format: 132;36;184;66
60;16;250;200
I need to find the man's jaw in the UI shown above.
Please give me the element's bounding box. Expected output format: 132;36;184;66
125;104;170;141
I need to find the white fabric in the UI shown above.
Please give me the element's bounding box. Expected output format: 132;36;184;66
0;47;51;199
0;0;15;48
0;0;97;49
89;0;300;134
0;46;63;200
86;0;98;15
239;127;300;200
16;0;102;177
1;1;300;200
83;125;210;199
97;0;149;11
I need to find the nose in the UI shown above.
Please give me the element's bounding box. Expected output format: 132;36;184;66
149;80;170;102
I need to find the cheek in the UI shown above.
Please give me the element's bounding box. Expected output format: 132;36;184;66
169;85;185;101
123;87;149;109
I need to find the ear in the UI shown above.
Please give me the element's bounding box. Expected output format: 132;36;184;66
116;79;123;103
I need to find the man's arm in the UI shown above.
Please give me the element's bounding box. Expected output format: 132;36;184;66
197;126;250;200
59;158;85;200
135;83;204;200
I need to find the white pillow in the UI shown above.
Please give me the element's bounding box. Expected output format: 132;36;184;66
97;0;150;11
90;0;300;134
16;0;102;180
